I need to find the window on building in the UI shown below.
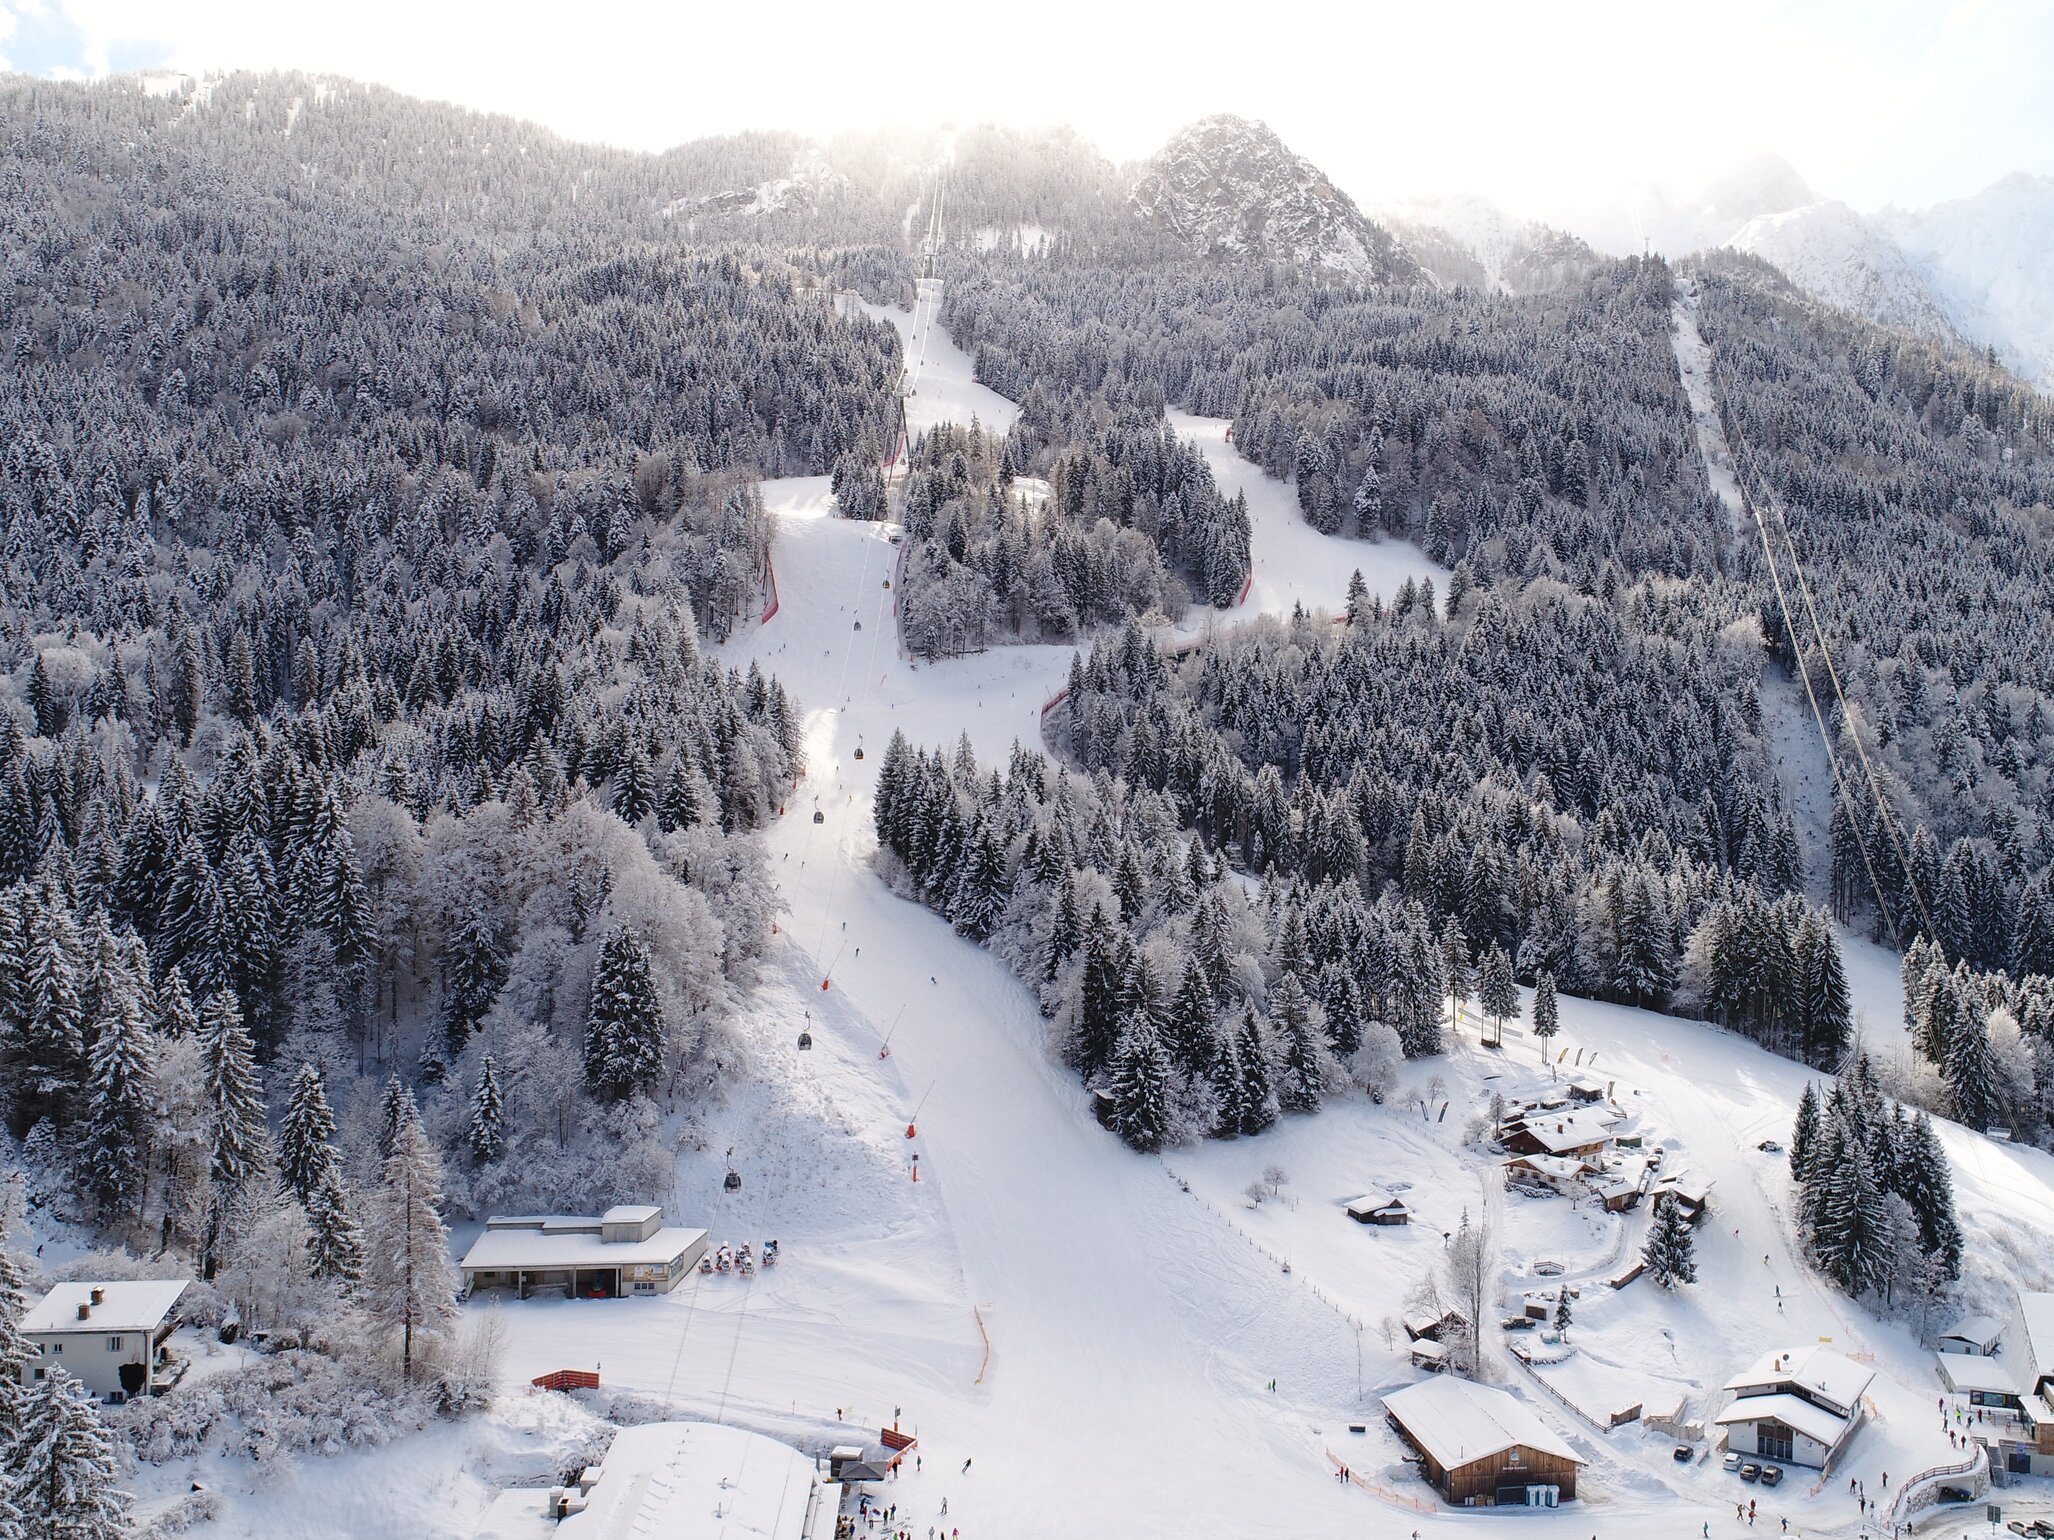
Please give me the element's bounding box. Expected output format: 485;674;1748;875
107;1336;124;1351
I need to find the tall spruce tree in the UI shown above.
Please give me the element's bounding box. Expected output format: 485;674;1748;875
277;1064;338;1209
466;1055;507;1165
12;1369;130;1540
1642;1192;1698;1288
583;927;666;1102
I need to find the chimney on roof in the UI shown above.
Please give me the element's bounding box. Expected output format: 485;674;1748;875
77;1303;91;1321
90;1287;105;1305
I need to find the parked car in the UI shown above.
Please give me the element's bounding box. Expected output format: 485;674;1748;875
1937;1484;1972;1503
1672;1445;1694;1463
1759;1465;1783;1487
1740;1462;1761;1482
1757;1138;1783;1153
1722;1452;1741;1473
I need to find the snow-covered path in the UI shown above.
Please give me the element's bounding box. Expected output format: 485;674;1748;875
1169;409;1448;621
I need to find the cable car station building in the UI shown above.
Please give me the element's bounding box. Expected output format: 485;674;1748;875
460;1205;709;1299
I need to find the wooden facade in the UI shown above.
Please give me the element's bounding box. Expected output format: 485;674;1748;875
1400;1430;1580;1505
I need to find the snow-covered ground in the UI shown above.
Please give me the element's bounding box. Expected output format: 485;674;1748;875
134;300;2054;1540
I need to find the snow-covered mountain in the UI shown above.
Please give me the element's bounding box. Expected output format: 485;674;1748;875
1881;173;2054;391
1553;154;2052;391
1130;114;1420;280
1383;193;1595;295
1726;199;1958;342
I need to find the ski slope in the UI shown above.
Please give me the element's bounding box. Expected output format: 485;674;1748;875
431;302;2054;1540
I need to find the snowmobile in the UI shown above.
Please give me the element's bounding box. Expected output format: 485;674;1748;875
715;1245;734;1273
698;1253;714;1275
762;1240;780;1267
736;1243;755;1277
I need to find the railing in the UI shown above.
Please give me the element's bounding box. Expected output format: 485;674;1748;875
1876;1442;1987;1531
531;1368;600;1393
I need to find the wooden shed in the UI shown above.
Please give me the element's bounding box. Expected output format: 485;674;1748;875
1383;1375;1582;1506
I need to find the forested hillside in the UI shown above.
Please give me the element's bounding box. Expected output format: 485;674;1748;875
0;75;911;1257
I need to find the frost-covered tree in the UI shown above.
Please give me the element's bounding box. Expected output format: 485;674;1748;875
1641;1192;1698;1288
277;1063;339;1210
466;1055;507;1166
583;928;666;1102
361;1103;458;1379
13;1369;129;1540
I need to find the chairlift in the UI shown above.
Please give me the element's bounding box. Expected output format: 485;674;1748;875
797;1030;813;1050
812;809;825;824
882;578;892;590
853;746;865;761
723;1146;742;1193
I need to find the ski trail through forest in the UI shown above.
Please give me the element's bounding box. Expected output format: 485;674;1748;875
1673;285;1838;900
709;299;1498;1535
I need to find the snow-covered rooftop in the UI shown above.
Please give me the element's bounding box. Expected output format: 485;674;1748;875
2017;1292;2054;1383
1935;1352;2020;1397
1508;1153;1592;1181
1382;1374;1582;1470
556;1422;820;1540
1711;1391;1854;1449
1939;1313;2004;1349
1722;1346;1873;1415
1504;1111;1616;1153
460;1223;707;1272
22;1280;188;1337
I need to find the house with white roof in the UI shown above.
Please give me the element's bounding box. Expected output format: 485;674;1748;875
1498;1110;1615;1160
1937;1313;2005;1356
1382;1374;1583;1506
18;1280;189;1402
459;1205;709;1298
1712;1346;1873;1470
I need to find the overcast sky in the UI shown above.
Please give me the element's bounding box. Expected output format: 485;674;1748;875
2;0;2047;222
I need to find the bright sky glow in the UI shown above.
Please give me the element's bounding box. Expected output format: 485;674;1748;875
2;0;2048;222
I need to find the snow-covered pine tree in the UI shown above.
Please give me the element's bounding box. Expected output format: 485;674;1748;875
1206;1024;1248;1139
1167;952;1218;1069
199;990;266;1279
12;1369;129;1540
1792;910;1852;1066
1070;910;1129;1081
438;910;506;1058
1553;1287;1572;1333
277;1063;338;1209
1641;1192;1698;1288
14;914;86;1134
200;992;265;1192
1531;970;1559;1060
950;815;1008;942
1478;943;1519;1042
1943;1006;2002;1131
305;1164;364;1287
1107;1011;1175;1153
82;984;155;1226
1893;1111;1963;1279
1439;921;1472;1038
0;1205;31;1448
467;1055;507;1165
583;926;666;1102
360;1102;457;1380
1790;1080;1821;1184
1269;970;1332;1115
1233;1004;1278;1136
377;1075;412;1162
